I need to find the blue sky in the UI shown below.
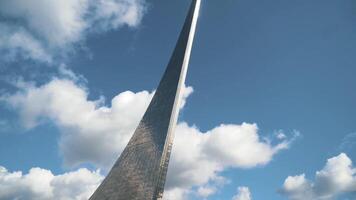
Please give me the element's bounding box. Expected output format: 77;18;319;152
1;0;356;199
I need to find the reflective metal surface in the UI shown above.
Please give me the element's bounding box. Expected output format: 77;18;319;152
89;1;200;199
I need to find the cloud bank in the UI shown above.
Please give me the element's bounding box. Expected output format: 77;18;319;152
1;76;296;199
0;0;146;62
280;153;356;200
164;122;291;199
0;166;103;200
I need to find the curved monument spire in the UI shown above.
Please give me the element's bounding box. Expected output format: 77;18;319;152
89;0;201;199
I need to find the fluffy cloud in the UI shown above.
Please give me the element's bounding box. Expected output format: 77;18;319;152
1;78;193;169
0;166;103;200
163;122;292;199
232;187;252;200
280;153;356;200
1;77;295;199
0;0;146;62
0;23;52;62
197;186;217;198
1;78;154;168
91;0;145;30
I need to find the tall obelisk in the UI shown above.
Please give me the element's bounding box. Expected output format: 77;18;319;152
89;0;201;199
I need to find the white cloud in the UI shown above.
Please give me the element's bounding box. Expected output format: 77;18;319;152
232;187;252;200
0;166;103;200
91;0;146;31
275;130;287;140
280;153;356;200
1;78;154;168
163;122;292;199
0;23;51;62
0;0;146;62
1;78;193;169
0;0;88;47
197;186;217;198
1;77;295;199
161;188;187;200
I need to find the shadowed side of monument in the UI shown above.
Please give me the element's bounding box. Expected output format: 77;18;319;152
89;0;201;200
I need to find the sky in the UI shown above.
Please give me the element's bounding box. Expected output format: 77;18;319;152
0;0;356;200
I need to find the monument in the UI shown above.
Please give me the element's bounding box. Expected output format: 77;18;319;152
89;0;201;199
